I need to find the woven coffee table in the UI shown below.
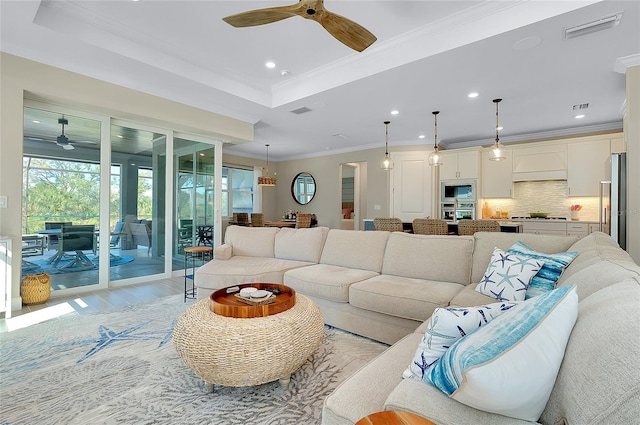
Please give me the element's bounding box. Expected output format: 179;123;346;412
173;290;324;392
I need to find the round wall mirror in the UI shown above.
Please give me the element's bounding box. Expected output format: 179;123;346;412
291;172;316;205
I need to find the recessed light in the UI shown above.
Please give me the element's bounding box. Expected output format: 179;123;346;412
575;114;585;119
32;120;40;124
280;70;291;76
265;61;276;69
468;92;479;98
418;135;425;139
390;110;399;115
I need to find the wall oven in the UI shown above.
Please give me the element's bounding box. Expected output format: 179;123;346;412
441;201;476;222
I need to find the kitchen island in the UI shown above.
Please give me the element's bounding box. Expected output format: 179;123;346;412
363;219;522;234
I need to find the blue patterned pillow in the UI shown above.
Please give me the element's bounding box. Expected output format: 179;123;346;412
475;247;543;301
403;301;518;380
507;241;578;299
424;285;578;422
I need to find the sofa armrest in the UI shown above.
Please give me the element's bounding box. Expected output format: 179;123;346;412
213;244;232;260
385;379;538;425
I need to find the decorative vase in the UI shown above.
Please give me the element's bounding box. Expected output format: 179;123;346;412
570;211;580;221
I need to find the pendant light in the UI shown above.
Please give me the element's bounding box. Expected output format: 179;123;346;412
380;121;392;171
428;110;442;166
257;144;276;186
489;98;506;161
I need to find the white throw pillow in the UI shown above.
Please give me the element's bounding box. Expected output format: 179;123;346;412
424;285;578;422
403;301;518;380
475;247;543;301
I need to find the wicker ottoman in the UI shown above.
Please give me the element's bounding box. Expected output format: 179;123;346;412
173;294;324;392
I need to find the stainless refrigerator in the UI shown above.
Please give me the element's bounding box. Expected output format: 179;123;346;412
600;153;626;249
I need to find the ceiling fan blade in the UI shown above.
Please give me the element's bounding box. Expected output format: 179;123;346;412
223;4;302;27
319;11;377;52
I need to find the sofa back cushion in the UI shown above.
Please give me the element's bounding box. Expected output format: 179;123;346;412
382;233;474;284
274;227;329;263
540;280;640;425
320;229;390;272
224;225;279;257
471;232;578;284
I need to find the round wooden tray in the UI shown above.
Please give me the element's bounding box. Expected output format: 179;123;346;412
209;283;296;318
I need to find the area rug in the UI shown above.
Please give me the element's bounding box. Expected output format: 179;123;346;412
0;295;388;424
21;254;134;276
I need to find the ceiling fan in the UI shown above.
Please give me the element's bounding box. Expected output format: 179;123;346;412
222;0;377;52
28;117;99;150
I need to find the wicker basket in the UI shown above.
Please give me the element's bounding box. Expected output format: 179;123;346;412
21;273;51;305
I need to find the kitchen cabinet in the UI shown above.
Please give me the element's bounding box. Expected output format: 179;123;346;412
520;221;567;236
512;144;567;181
567;139;610;197
566;222;589;238
439;150;479;181
481;149;513;198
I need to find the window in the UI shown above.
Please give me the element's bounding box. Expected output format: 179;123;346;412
222;167;254;216
137;167;153;221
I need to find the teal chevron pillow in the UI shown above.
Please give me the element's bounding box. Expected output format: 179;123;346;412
403;301;518;380
424;285;578;422
507;241;578;299
475;247;543;301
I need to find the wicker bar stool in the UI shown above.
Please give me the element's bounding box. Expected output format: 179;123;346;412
457;219;500;235
373;217;404;232
250;213;265;227
412;218;449;235
295;213;313;228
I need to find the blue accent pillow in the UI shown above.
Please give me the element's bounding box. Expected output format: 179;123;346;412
403;301;518;380
507;241;578;299
423;285;578;422
475;247;543;301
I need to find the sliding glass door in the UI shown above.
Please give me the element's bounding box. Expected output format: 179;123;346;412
109;122;168;282
22;106;104;291
173;137;217;271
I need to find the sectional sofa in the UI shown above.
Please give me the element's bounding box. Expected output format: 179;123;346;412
195;225;640;424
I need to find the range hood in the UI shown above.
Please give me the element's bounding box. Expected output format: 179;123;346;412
512;145;567;182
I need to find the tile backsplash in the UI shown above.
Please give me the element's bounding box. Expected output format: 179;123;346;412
483;180;600;221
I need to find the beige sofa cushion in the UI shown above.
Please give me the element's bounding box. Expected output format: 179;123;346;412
284;264;379;303
381;233;474;285
320;229;390;272
349;275;465;322
274;226;329;263
321;333;422;425
225;225;279;257
540;280;640;425
470;232;578;284
195;256;313;298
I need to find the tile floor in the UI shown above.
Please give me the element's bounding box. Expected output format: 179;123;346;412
1;276;192;333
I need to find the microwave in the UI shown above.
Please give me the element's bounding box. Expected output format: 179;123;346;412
441;180;476;202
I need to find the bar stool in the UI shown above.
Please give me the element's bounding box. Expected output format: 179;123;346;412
183;246;213;302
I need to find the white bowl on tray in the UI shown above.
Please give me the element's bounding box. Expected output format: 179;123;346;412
250;290;271;299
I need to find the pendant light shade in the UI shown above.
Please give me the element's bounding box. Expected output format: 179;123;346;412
428;110;442;166
257;144;276;186
380;121;393;171
489;98;506;161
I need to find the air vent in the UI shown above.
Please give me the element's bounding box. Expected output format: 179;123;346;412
290;107;312;115
572;103;589;111
563;12;622;39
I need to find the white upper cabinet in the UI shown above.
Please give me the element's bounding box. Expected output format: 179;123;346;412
439;150;480;181
567;138;611;197
481;149;513;198
512;143;567;181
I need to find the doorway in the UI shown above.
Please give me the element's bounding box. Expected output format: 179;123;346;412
339;162;366;230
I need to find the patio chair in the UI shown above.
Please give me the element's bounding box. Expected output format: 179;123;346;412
54;224;96;269
44;221;72;247
130;222;152;254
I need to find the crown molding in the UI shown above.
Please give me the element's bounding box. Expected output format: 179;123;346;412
614;53;640;73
